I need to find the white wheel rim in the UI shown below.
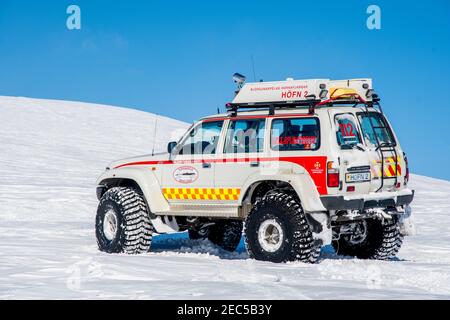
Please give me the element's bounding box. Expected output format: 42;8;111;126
103;209;118;241
258;219;284;253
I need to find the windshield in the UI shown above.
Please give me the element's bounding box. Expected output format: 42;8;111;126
335;114;361;147
357;112;395;147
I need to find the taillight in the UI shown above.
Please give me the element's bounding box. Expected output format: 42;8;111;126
327;161;340;188
404;152;409;185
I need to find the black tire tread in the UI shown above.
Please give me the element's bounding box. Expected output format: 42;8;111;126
245;192;319;263
96;187;154;254
333;218;403;260
208;220;243;252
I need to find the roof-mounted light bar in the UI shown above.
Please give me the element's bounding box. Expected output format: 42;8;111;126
226;76;378;116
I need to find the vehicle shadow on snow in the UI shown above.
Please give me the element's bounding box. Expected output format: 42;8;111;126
151;233;407;262
151;232;249;260
320;245;407;262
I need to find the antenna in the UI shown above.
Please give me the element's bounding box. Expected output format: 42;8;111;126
151;114;159;156
251;55;256;82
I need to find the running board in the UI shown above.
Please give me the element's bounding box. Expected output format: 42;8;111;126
155;203;241;218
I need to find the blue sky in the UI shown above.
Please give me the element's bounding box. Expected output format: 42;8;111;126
0;0;449;180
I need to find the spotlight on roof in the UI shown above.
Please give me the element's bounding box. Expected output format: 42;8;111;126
233;73;247;95
366;89;375;98
319;89;328;99
233;72;246;84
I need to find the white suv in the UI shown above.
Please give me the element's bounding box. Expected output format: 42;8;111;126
95;77;414;263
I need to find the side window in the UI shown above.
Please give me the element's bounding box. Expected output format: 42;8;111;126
271;118;320;151
178;121;223;155
335;114;361;146
224;119;265;154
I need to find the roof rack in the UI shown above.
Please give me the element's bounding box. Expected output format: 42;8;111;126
226;77;378;116
225;99;320;116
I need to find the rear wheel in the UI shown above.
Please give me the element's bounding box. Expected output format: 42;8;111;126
96;187;153;254
207;220;243;252
333;218;404;260
245;192;320;263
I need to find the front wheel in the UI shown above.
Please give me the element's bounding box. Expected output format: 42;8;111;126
95;187;153;254
333;218;404;260
245;192;320;263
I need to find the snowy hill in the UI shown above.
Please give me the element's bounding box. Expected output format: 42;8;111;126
0;96;449;299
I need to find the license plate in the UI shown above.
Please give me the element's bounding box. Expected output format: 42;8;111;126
346;172;371;183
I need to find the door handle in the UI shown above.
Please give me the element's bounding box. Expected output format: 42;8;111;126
202;162;211;169
250;162;260;168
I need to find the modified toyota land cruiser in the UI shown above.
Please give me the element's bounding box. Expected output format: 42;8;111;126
95;75;414;263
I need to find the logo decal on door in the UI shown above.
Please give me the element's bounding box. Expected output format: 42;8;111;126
173;166;199;184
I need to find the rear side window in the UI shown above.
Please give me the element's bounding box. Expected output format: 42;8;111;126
335;114;361;146
271;118;320;151
357;113;396;147
224;119;265;154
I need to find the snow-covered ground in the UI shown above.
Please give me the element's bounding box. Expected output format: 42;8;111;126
0;96;449;299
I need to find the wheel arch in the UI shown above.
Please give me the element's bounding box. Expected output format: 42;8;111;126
239;174;327;213
96;168;169;214
98;177;142;198
241;180;296;205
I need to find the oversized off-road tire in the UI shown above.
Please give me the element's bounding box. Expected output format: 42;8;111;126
245;192;319;263
333;218;404;260
96;187;153;254
207;220;243;251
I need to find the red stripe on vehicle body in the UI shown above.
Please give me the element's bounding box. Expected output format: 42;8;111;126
114;160;172;168
388;165;396;176
114;156;328;195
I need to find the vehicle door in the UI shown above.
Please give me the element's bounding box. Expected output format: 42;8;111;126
161;120;224;204
214;118;266;203
331;111;373;194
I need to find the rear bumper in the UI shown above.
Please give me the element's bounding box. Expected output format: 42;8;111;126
320;190;415;211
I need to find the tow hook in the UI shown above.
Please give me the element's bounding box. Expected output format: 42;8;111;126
379;210;393;220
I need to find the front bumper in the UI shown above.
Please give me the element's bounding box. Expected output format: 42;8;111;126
320;190;415;211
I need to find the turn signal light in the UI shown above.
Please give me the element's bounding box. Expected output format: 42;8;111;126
327;162;340;188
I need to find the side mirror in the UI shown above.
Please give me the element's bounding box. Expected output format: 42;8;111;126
167;141;177;154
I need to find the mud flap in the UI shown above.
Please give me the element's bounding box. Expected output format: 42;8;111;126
151;216;179;234
305;212;332;246
399;205;416;236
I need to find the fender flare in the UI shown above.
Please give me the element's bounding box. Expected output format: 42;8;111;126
239;166;326;212
96;167;170;214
